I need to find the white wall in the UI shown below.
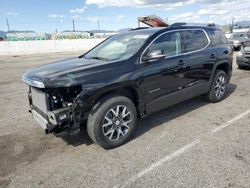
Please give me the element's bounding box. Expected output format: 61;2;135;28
0;39;105;56
233;28;250;33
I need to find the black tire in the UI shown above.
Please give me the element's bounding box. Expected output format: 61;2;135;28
87;95;137;149
238;65;245;70
234;46;241;51
206;70;228;103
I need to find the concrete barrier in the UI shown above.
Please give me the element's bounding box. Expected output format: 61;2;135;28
0;39;105;56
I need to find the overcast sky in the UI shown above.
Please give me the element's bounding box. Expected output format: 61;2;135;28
0;0;249;32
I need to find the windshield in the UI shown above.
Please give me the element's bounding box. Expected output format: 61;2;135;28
230;33;247;39
84;33;150;61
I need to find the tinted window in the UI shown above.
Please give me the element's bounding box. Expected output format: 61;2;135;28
209;30;228;46
146;31;181;57
180;30;209;53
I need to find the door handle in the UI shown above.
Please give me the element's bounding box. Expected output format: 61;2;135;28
210;54;216;59
224;50;229;54
178;60;184;65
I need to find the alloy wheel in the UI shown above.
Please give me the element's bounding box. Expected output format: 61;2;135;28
102;105;132;141
214;75;226;99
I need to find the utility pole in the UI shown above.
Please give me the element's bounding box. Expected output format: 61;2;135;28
97;19;100;32
225;20;227;32
231;18;235;33
72;19;75;32
6;19;10;32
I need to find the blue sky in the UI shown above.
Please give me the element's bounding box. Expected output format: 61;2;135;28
0;0;249;33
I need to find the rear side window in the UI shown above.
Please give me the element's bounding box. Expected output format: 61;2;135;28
209;30;228;46
180;30;209;53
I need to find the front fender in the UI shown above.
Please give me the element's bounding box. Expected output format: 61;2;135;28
74;81;145;119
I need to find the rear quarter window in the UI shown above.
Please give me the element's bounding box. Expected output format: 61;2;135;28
209;29;228;46
179;30;209;53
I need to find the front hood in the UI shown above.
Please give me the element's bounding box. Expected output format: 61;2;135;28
243;47;250;52
23;57;128;88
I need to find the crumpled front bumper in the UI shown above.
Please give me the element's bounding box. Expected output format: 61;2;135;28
30;101;73;134
27;87;83;135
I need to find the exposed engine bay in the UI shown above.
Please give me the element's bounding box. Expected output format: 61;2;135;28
28;85;83;135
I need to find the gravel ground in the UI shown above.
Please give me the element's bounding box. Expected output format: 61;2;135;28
0;51;249;188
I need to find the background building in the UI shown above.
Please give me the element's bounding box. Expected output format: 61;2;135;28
6;31;50;41
55;31;91;39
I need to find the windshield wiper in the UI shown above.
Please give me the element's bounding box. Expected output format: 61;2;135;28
90;56;109;61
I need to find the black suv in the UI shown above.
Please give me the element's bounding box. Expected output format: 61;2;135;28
23;24;233;149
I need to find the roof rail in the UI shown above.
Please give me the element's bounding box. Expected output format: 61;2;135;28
170;22;217;28
130;27;150;31
170;22;187;27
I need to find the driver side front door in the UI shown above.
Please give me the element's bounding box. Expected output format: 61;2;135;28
141;31;187;114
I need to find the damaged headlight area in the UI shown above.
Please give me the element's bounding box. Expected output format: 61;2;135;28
28;85;83;135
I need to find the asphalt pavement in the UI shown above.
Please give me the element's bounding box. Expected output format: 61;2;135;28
0;51;249;188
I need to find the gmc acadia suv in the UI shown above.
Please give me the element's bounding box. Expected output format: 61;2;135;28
23;24;233;149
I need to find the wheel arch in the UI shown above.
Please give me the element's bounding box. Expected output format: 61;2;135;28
87;83;146;117
211;61;232;83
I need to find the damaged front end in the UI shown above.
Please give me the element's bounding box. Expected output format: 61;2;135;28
27;85;84;135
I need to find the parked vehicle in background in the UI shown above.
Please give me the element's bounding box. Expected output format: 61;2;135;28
237;41;250;69
23;24;233;149
0;31;5;41
225;33;232;39
229;32;250;51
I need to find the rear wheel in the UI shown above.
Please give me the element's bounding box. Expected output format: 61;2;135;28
87;95;137;149
238;65;245;69
206;70;228;103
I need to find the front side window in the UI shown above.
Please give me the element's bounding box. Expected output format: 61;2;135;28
180;30;209;53
84;33;151;61
145;31;181;57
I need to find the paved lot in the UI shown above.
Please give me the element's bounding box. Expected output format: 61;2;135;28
0;52;249;188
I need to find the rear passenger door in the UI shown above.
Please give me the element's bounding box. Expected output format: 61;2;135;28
179;29;213;90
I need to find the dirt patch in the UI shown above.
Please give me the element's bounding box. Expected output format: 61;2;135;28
0;176;11;188
235;152;249;164
0;133;55;186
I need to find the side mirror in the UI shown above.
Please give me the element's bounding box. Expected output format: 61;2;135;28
142;50;166;62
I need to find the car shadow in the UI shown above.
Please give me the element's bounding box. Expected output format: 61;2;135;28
56;124;94;147
131;83;237;142
57;83;237;147
238;67;250;70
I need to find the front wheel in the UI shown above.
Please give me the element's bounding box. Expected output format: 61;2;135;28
206;70;228;103
87;95;137;149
